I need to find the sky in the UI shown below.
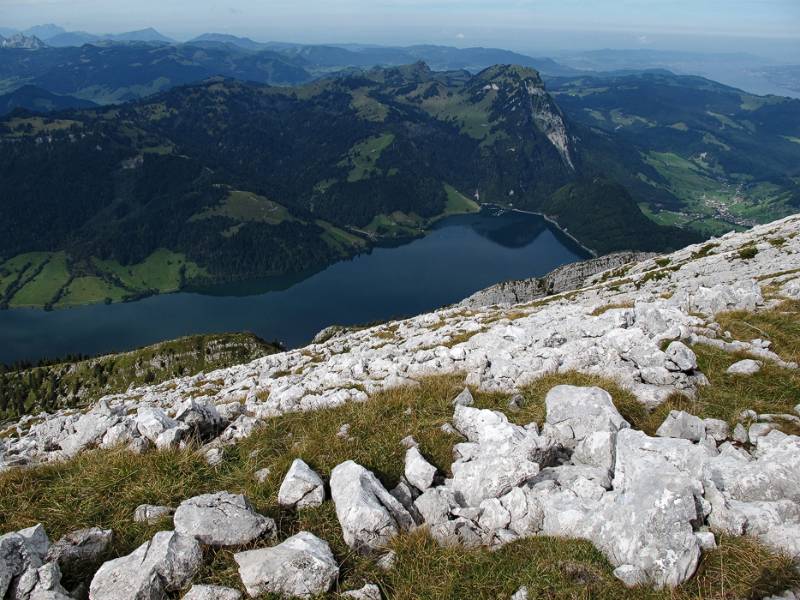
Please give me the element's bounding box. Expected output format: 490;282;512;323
3;0;799;59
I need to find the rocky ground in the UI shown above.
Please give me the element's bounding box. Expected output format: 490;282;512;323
1;214;800;598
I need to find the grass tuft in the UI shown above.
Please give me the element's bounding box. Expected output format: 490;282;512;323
590;301;635;317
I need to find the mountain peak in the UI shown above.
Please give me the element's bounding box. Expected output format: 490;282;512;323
474;64;544;87
0;33;47;50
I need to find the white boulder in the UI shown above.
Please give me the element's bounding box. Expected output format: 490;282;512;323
234;531;338;598
278;459;325;509
330;461;415;553
404;447;437;491
89;531;202;600
174;492;275;547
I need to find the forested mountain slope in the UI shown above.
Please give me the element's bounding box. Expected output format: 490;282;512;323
0;63;698;308
550;71;800;235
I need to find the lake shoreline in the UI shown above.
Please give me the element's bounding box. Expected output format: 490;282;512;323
0;210;587;364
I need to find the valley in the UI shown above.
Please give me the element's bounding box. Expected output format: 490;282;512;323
1;46;797;316
0;210;588;365
549;72;800;236
0;63;709;310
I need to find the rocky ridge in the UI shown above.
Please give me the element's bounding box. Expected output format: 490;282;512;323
0;34;46;50
459;251;654;308
1;214;800;596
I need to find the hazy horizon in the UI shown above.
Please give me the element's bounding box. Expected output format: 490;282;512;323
3;0;800;62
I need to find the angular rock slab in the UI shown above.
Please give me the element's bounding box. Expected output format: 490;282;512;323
234;531;338;598
14;560;72;600
449;405;551;506
544;385;629;445
46;527;113;569
0;524;51;599
330;461;415;553
656;410;705;442
174;492;275;547
277;459;325;509
89;531;202;600
404;447;437;491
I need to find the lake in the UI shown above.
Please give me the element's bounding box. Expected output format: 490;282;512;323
0;209;588;364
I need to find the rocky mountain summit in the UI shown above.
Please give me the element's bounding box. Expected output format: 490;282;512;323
1;214;800;597
0;34;46;49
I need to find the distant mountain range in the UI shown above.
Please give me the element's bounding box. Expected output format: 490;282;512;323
0;35;578;104
0;43;310;103
558;48;800;99
0;24;175;47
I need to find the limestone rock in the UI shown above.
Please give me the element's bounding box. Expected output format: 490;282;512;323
205;447;224;466
404;447;437;491
452;388;474;407
732;423;748;444
133;504;174;524
46;527;113;569
727;359;762;375
544;386;629;445
665;341;697;372
400;435;418;449
135;407;177;443
330;461;415;553
336;423;352;439
218;415;259;445
13;560;72;600
59;406;120;458
253;468;271;483
278;459;326;509
449;405;549;506
155;424;190;450
174;492;276;547
0;524;51;599
695;531;717;551
234;531;338;598
375;551;396;571
510;586;529;600
656;410;706;442
613;565;646;587
749;422;772;444
572;430;616;471
88;531;202;600
182;585;242;600
341;583;381;599
175;398;224;438
703;419;729;442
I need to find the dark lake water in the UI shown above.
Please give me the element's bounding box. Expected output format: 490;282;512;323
0;210;588;364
